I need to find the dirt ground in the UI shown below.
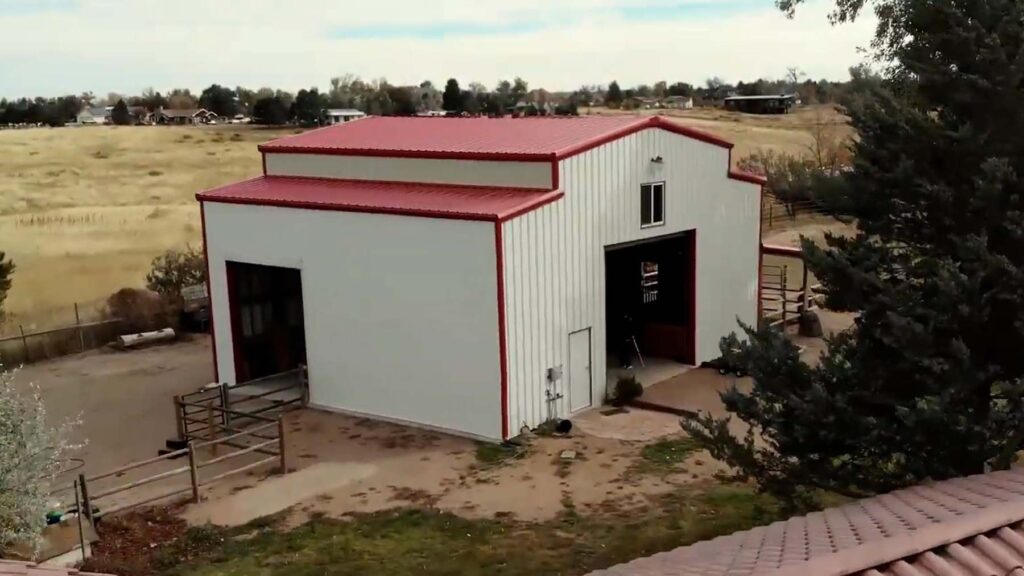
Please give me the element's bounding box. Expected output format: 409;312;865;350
17;336;214;480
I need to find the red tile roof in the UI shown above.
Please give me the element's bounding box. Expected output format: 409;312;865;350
0;561;110;575
196;176;562;222
257;116;735;161
588;468;1024;576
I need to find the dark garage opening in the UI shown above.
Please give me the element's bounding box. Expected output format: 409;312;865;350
226;262;307;383
605;230;696;368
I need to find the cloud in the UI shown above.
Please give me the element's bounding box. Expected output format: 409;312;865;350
0;0;875;98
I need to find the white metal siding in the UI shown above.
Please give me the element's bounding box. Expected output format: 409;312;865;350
204;202;503;439
264;153;553;189
501;128;760;432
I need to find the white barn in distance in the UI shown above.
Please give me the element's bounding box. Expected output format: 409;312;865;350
197;116;765;441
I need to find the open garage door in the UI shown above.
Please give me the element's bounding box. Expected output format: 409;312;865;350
605;230;696;367
226;262;307;383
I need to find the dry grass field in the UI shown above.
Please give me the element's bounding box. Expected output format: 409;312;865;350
0;106;848;335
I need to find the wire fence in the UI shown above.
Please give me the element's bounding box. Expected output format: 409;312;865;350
0;303;126;365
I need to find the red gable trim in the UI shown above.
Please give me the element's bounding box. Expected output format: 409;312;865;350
258;116;735;164
728;169;768;185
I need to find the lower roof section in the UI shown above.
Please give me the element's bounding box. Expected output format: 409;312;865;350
195;176;562;222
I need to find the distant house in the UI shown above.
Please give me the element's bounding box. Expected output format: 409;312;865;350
155;108;218;125
324;109;366;125
723;94;797;114
663;95;694;109
76;106;111;125
626;96;661;109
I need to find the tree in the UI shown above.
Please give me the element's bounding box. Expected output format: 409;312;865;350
0;252;13;322
290;88;326;126
684;0;1024;507
166;88;198;109
110;99;131;125
145;246;206;301
387;86;417;116
138;87;167;111
442;78;462;113
1;368;82;548
199;84;238;117
605;81;623;107
252;96;289;125
460;90;480;115
667;82;693;97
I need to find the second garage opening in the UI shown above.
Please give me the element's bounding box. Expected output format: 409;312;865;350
604;230;696;382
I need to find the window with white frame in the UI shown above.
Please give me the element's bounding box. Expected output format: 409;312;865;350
641;182;665;227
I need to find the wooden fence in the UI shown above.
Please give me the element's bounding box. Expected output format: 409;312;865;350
762;196;833;232
761;246;820;327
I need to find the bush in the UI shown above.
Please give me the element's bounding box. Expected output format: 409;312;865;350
610;375;643;406
105;288;176;333
145;245;206;302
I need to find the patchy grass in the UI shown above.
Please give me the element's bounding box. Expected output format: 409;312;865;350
638;436;702;473
474;442;525;467
143;483;781;576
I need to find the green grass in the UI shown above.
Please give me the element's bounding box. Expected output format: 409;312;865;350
638;437;702;472
157;483;780;576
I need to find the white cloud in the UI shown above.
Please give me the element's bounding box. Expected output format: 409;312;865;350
0;0;876;97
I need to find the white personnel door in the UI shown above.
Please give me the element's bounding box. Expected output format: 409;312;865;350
568;328;593;413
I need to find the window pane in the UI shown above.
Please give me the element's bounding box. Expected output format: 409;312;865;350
641;184;652;225
653;183;664;224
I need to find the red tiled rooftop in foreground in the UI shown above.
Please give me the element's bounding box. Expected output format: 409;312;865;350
195;176;562;222
257;116;735;160
589;467;1024;576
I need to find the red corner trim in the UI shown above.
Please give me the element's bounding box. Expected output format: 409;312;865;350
550;160;560;189
494;222;510;440
200;202;219;382
756;192;765;321
261;153;267;175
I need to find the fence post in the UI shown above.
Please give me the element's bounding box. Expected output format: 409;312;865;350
174;396;185;440
206;404;217;456
219;383;230;429
74;302;85;352
187;442;200;503
74;479;87;562
78;473;92;523
801;264;810;314
781;265;789;327
277;418;287;474
19;325;29;363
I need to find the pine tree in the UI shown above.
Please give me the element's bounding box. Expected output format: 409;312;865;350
684;0;1024;506
442;79;462;113
605;81;623;107
110;98;131;125
0;251;12;322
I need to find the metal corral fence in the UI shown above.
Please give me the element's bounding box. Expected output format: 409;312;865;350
0;304;124;365
762;195;833;232
761;245;821;327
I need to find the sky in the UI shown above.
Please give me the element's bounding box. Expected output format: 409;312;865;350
0;0;876;99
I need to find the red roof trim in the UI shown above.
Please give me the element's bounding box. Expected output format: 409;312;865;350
762;243;803;258
728;169;768;185
195;176;562;223
494;222;510;440
257;116;735;162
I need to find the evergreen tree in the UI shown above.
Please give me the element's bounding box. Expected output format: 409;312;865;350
110;99;131;125
605;81;623;107
685;0;1024;506
0;251;13;322
442;78;462;113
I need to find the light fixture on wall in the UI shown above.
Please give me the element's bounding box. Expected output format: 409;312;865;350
651;155;664;164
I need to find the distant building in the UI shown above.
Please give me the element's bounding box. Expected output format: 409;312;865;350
154;108;218;125
662;95;694;110
324;109;366;125
723;94;797;114
76;106;111;125
626;96;661;110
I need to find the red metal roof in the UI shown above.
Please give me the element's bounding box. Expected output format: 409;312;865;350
257;116;734;161
587;468;1024;576
196;176;562;222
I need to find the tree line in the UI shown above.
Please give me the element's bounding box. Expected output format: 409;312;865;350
1;68;875;128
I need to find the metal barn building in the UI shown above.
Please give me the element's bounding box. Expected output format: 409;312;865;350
197;116;765;441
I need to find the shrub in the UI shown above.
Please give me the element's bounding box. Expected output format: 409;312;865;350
105;287;175;332
610;375;643;406
145;245;206;302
